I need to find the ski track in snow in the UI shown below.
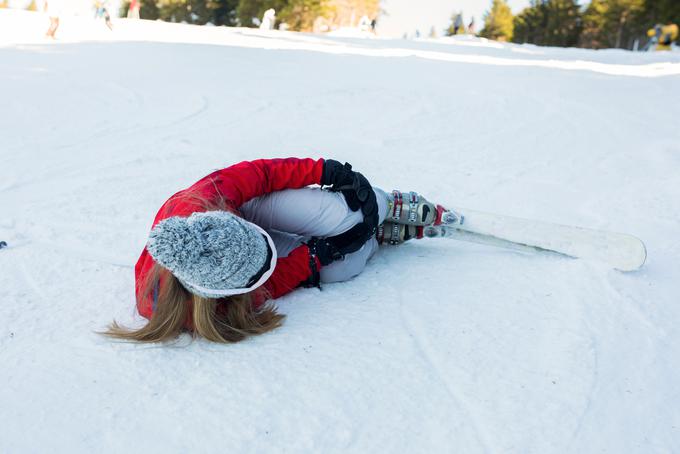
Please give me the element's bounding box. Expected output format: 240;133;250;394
562;268;602;449
396;287;497;453
18;256;50;304
2;9;680;454
566;328;600;449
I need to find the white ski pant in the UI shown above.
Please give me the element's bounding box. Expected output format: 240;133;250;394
240;187;390;283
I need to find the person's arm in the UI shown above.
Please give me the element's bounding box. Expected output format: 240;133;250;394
148;157;325;227
210;158;324;208
263;245;320;299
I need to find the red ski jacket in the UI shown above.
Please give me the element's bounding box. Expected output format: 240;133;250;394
135;157;325;320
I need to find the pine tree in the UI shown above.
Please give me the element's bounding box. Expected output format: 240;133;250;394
207;0;239;25
642;0;680;28
579;0;644;49
580;0;608;48
480;0;514;42
120;0;131;16
278;0;333;31
156;0;190;23
610;0;645;48
513;2;545;44
26;0;38;11
512;0;580;47
329;0;380;28
155;0;218;24
543;0;581;47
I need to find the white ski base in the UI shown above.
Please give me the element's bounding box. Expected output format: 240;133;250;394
426;208;647;272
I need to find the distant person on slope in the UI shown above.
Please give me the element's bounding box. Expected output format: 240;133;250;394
103;158;460;344
103;6;113;30
94;0;113;30
260;8;275;30
453;13;465;35
468;17;475;35
127;0;140;19
44;0;62;39
359;15;371;33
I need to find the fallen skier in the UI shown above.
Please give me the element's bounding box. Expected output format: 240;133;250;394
103;157;457;344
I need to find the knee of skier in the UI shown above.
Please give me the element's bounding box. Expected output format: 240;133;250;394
326;186;389;235
373;187;389;225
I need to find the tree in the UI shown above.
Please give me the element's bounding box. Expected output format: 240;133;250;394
544;0;581;47
26;0;38;11
151;0;234;25
579;0;645;49
120;0;131;17
480;0;514;42
642;0;680;27
207;0;240;25
140;0;161;20
278;0;333;31
580;0;608;48
155;0;192;23
236;0;379;32
115;0;379;32
513;3;544;44
512;0;580;47
327;0;380;28
610;0;645;48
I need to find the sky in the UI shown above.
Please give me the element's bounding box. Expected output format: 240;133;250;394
377;0;531;37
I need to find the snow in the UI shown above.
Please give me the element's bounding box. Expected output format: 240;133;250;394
2;9;680;454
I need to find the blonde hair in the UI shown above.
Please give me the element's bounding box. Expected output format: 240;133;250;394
102;182;285;344
103;263;284;343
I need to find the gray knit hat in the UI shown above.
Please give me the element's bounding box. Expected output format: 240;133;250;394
147;211;276;298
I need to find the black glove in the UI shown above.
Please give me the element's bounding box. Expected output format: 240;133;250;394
304;222;382;288
321;160;370;210
321;159;379;245
302;236;339;289
307;236;343;266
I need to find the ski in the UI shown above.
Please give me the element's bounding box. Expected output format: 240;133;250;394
426;208;647;272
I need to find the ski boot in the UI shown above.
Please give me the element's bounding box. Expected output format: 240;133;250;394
385;190;463;227
377;218;463;245
376;223;419;245
378;190;464;245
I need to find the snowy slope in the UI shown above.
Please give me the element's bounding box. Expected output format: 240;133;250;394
1;10;680;454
